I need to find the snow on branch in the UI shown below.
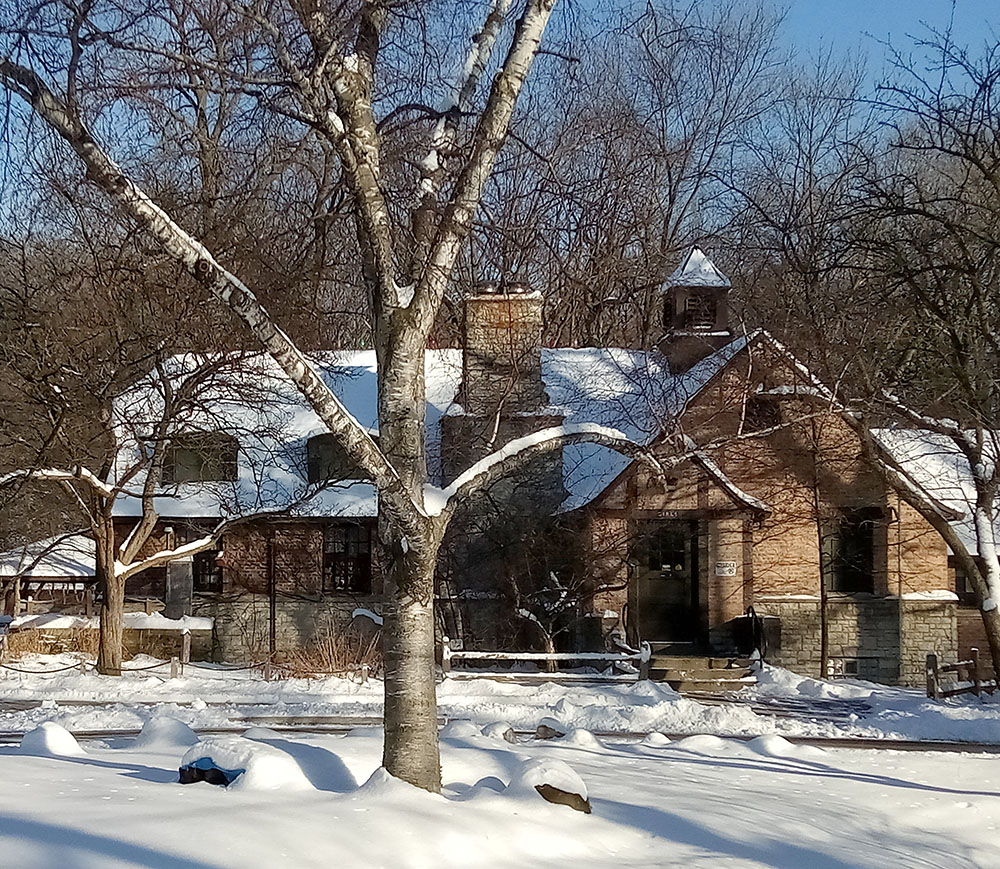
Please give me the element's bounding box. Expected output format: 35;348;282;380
0;466;116;499
424;422;664;519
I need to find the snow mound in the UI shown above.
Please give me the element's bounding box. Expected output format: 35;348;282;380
558;728;604;749
180;737;313;792
640;732;671;747
134;717;199;748
746;734;797;757
506;758;590;812
481;721;517;743
675;734;728;754
440;719;482;739
19;722;85;757
754;663;873;700
535;716;567;739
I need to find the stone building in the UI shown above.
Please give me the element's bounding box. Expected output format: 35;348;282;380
110;247;977;685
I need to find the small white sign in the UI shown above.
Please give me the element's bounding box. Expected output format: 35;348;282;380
715;561;738;577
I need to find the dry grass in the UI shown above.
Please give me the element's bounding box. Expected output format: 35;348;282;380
4;627;101;659
279;631;382;679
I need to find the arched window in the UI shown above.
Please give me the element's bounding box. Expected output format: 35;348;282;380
162;433;238;483
307;434;369;484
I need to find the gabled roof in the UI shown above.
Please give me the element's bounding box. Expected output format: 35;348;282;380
665;246;731;289
110;340;749;522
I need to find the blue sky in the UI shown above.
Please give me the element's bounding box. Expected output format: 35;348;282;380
780;0;997;64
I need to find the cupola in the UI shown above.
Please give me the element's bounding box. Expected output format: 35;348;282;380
658;246;733;373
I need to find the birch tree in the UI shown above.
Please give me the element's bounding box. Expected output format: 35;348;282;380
0;0;674;791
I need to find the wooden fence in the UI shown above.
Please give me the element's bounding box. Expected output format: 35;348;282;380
441;636;652;680
926;649;998;699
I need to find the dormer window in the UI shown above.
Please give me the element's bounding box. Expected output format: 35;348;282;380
162;433;238;483
683;292;717;329
307;434;369;484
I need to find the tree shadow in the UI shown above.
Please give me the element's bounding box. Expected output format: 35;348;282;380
594;798;891;869
0;747;177;784
0;812;219;869
616;742;1000;799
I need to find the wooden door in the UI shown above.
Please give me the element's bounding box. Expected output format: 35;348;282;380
634;520;699;643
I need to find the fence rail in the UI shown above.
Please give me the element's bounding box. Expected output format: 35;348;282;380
441;636;652;680
926;649;998;700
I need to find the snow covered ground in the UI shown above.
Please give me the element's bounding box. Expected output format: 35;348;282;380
2;716;998;868
2;656;1000;744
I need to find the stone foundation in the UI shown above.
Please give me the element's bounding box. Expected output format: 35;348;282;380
192;594;381;662
753;596;956;687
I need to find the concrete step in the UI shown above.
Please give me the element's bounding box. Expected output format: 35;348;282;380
653;666;753;682
648;655;754;670
664;678;753;693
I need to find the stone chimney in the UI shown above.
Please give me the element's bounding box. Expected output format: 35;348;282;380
460;282;546;414
658;246;733;373
440;281;564;499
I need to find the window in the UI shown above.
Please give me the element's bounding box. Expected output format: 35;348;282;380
683;292;717;329
307;434;368;484
822;508;879;593
193;548;223;593
744;396;780;433
955;565;977;602
323;523;372;594
162;433;238;483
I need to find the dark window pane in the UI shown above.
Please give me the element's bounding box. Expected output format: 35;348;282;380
744;396;781;433
193;549;223;593
163;433;238;483
684;292;716;329
307;434;369;484
323;523;372;593
823;509;877;593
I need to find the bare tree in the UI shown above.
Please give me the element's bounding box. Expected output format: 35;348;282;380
0;0;673;790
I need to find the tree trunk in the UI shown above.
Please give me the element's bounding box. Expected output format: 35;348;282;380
1;578;19;617
381;536;441;791
95;532;123;676
978;604;1000;685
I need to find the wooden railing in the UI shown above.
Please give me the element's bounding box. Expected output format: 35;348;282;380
440;636;652;680
926;649;998;699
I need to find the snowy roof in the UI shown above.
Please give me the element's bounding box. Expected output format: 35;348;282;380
665;247;731;289
0;534;95;579
111;340;747;522
877;428;997;557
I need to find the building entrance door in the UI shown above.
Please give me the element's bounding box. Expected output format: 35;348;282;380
634;520;700;644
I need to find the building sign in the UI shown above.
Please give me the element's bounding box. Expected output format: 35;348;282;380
715;561;738;577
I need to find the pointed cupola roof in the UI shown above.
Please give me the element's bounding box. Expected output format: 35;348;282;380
665;246;731;289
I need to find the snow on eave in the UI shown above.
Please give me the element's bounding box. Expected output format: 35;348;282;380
0;534;96;579
665;246;731;289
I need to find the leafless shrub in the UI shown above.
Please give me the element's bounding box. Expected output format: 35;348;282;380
278;631;382;679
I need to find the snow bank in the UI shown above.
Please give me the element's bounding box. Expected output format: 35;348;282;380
640;732;671;747
180;737;313;791
12;612;214;631
19;722;85;757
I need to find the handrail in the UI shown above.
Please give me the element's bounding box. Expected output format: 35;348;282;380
441;637;652;679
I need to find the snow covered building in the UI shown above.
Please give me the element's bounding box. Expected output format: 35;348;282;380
111;248;969;685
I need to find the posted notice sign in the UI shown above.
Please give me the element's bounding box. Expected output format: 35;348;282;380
715;561;738;577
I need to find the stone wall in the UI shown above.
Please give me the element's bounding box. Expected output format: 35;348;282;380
753;595;956;686
192;594;381;662
900;600;957;686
